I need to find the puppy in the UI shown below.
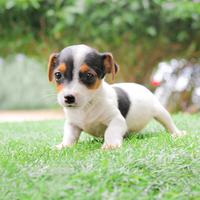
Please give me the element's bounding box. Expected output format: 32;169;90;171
48;44;185;150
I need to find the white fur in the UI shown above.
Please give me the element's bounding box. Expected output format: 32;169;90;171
56;80;185;150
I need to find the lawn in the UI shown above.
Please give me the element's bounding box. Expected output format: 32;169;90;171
0;113;200;200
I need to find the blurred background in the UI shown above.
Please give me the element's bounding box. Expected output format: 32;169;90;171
0;0;200;119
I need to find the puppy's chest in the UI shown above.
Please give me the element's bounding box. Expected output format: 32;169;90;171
77;118;107;137
83;123;106;137
65;109;107;137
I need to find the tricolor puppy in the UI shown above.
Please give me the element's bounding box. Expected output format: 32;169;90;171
48;44;185;150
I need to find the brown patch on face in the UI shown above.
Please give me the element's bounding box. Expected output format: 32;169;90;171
85;69;102;90
56;83;64;92
53;64;66;92
79;64;102;90
80;64;89;73
57;63;67;73
88;78;101;90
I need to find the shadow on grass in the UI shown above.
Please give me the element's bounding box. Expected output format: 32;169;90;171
125;131;160;141
76;131;161;151
69;137;104;152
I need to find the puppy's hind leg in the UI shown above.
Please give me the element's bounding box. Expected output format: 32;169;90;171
154;103;186;138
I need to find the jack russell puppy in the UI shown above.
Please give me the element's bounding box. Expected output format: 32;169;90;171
48;44;185;150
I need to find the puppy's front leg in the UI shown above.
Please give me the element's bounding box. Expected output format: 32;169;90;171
56;121;81;150
102;116;127;150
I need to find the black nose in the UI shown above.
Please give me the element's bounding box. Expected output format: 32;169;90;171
64;95;75;104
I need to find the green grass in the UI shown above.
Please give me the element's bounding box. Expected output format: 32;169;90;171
0;113;200;200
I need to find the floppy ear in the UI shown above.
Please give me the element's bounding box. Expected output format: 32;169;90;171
48;53;58;82
102;53;119;80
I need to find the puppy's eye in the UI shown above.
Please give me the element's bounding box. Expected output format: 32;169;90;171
87;72;94;79
54;72;63;81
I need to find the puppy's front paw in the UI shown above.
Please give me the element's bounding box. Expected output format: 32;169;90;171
54;142;73;150
171;130;187;138
54;143;66;150
101;142;122;150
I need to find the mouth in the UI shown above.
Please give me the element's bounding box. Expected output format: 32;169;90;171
64;103;79;108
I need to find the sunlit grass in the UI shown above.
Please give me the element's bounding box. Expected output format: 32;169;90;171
0;113;200;200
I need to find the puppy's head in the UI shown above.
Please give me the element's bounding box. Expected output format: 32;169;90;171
48;44;119;108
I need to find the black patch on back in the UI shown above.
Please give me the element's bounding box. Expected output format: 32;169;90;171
84;52;105;79
113;87;131;118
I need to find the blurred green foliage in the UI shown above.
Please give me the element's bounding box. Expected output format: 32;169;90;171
0;0;200;109
0;0;200;43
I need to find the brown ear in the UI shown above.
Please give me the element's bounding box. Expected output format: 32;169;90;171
102;53;119;80
48;53;58;82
